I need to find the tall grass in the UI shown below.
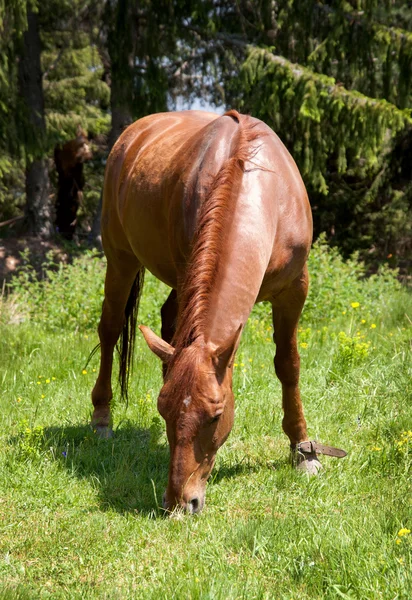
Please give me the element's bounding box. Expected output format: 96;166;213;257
0;238;411;599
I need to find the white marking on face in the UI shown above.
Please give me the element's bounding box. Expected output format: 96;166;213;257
183;396;192;407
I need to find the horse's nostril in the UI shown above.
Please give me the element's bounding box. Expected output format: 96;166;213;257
189;497;199;513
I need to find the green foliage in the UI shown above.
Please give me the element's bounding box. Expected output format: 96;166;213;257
43;44;110;143
265;1;412;109
1;0;411;265
334;330;371;369
239;47;411;195
0;0;110;224
4;248;171;333
15;419;45;459
0;156;25;221
4;238;407;338
250;235;407;339
6;249;106;332
0;0;30;158
304;234;404;325
39;2;111;147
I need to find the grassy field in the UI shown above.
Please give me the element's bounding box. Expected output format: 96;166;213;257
0;239;411;599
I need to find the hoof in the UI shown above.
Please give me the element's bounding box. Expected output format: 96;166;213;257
296;454;322;475
92;425;114;439
291;449;322;475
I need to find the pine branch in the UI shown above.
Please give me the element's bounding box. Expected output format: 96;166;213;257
239;46;411;193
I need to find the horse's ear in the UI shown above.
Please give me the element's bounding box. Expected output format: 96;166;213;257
139;325;175;363
212;324;243;382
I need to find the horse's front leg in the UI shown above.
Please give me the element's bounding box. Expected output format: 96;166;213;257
271;267;321;473
91;256;140;437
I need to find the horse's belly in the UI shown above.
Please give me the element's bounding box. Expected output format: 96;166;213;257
119;186;179;288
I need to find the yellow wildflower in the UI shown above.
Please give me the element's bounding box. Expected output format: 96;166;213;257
41;394;45;399
46;378;50;384
17;397;22;403
370;323;376;329
300;342;308;349
398;528;411;537
82;369;87;375
351;302;360;308
37;381;41;385
361;319;366;324
396;538;402;545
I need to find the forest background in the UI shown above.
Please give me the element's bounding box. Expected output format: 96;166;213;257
0;0;411;270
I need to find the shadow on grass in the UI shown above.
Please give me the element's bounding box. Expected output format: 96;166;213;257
212;455;288;485
40;422;169;516
8;421;285;517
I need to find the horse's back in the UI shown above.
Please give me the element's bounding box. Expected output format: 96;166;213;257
101;110;311;294
101;111;242;284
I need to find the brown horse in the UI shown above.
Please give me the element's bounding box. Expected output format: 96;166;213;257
91;110;345;514
54;127;92;239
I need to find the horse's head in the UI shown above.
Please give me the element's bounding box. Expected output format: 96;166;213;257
140;325;242;514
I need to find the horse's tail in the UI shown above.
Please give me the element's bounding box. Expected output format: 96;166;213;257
118;266;145;401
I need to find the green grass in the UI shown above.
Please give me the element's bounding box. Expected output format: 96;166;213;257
0;240;411;599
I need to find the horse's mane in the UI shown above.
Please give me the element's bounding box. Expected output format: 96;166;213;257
171;110;262;358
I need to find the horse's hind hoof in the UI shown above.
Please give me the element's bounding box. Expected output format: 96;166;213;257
93;425;114;439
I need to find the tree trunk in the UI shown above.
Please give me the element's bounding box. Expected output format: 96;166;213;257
25;159;52;237
18;8;53;238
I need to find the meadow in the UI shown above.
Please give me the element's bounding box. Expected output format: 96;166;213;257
0;237;411;599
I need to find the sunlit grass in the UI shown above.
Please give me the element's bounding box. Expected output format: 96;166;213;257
0;243;411;599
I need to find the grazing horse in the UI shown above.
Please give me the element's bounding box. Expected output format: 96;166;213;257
91;110;345;514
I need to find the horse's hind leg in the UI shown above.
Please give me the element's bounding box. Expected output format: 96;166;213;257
271;266;321;473
160;289;178;379
91;254;141;436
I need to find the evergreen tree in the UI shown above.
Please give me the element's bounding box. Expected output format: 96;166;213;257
191;1;412;262
17;6;52;237
0;0;109;235
1;0;411;264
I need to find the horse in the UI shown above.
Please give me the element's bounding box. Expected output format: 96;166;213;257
54;127;92;239
91;109;346;514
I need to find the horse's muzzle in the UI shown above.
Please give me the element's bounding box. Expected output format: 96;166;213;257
163;492;205;515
